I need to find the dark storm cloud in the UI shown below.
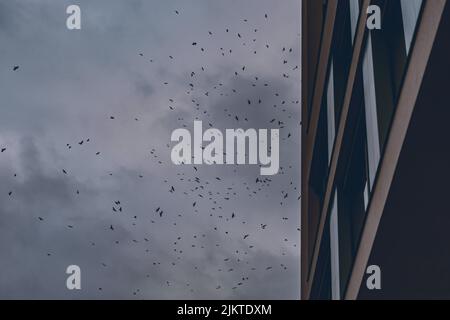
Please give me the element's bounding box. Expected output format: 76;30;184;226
0;0;301;299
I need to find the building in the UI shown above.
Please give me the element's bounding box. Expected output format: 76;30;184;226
301;0;450;299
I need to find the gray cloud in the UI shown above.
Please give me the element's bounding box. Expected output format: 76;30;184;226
0;0;300;299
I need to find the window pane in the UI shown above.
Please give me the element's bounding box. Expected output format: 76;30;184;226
330;192;340;300
337;104;369;295
332;1;353;124
310;218;331;299
400;0;423;54
308;101;329;265
327;60;336;164
349;0;360;44
362;34;381;190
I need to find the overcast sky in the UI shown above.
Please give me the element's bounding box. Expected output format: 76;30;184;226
0;0;301;299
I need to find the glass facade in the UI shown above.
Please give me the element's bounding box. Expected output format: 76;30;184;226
308;0;424;299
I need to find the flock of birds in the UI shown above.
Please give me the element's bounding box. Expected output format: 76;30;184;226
3;8;301;298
